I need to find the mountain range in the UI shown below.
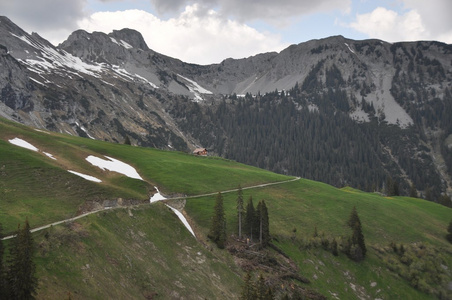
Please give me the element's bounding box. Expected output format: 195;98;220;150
0;16;451;204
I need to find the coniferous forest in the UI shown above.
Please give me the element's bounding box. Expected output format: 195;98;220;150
170;82;450;203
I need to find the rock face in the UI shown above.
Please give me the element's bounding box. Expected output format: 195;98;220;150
1;16;452;201
0;45;33;112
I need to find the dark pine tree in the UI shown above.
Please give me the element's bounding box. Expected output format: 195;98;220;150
240;271;256;300
256;200;270;247
0;223;5;298
347;206;361;229
245;196;256;240
6;218;38;299
237;185;244;239
409;183;418;198
447;220;452;244
255;273;273;300
347;207;366;261
208;192;226;249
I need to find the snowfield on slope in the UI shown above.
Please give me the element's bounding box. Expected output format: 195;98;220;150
8;137;102;181
150;186;166;203
86;155;143;180
68;170;102;183
8;137;39;151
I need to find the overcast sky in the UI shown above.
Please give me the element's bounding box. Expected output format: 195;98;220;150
2;0;451;64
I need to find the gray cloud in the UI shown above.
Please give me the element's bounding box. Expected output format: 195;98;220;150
0;0;86;32
403;0;452;34
150;0;350;22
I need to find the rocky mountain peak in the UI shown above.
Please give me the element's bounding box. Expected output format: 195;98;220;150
109;28;149;51
60;29;141;65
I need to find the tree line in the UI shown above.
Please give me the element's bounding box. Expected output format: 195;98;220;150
0;219;38;300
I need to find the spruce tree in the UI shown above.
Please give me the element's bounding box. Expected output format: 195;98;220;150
409;183;418;198
208;192;226;248
255;273;267;300
347;206;361;229
245;196;255;240
237;185;244;239
447;220;452;243
240;272;256;300
346;207;366;261
0;223;5;298
256;200;270;247
7;218;38;299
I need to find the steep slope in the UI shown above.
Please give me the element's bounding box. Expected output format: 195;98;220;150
1;119;451;299
0;16;197;150
1;16;452;202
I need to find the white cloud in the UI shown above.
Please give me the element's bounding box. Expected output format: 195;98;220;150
150;0;351;22
349;7;425;42
77;5;288;64
348;1;452;43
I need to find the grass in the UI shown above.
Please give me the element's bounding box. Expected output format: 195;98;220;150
0;117;288;233
33;204;243;299
185;178;452;299
185;179;451;248
1;117;451;299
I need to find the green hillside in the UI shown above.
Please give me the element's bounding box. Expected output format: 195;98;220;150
1;117;451;299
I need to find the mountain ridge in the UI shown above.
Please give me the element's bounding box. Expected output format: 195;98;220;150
1;15;451;203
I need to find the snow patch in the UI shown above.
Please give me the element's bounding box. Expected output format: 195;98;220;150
29;77;47;87
110;37;133;49
350;107;370;123
43;152;56;160
11;32;103;77
8;138;38;151
34;129;50;134
166;205;196;238
120;40;133;49
150;186;166;203
177;74;212;102
344;43;355;54
308;103;319;113
133;73;158;89
68;170;102;183
86;155;143;180
76;122;95;139
8;138;57;161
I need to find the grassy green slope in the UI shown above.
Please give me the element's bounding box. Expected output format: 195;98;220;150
32;203;242;300
1;117;451;299
185;179;452;299
0;117;287;233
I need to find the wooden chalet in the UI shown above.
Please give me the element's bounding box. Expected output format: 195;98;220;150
193;148;208;156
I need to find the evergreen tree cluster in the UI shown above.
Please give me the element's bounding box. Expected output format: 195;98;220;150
169;44;452;203
243;196;270;247
447;220;452;244
208;192;227;249
344;207;366;262
0;219;38;299
240;272;274;300
209;189;271;249
171;90;441;197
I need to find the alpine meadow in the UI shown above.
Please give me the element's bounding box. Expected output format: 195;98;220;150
0;15;452;299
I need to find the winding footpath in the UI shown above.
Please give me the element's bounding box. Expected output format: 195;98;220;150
2;177;300;241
